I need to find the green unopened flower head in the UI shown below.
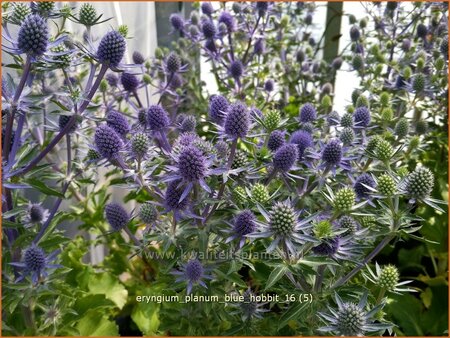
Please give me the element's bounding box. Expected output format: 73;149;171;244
52;45;71;69
415;119;428;134
333;188;355;213
375;139;393;161
407;136;420;152
378;174;396;196
87;148;101;161
270;202;296;235
394;118;409;138
435;57;445;71
321;95;332;108
416;57;425;71
313;220;333;239
233;186;247;205
341;113;354;128
366;135;381;155
403;66;412;79
351;89;360;106
381;108;394;122
37;1;55;14
340;127;355;146
336;303;366;336
360;216;375;228
405;166;434;199
251;183;269;205
232;150;248;169
139;202;158;224
379;92;390;107
118;25;128;38
79;3;97;26
352;54;364;71
355;95;369;108
378;265;399;290
412;73;425;93
397;167;409;178
12;3;31;24
131;132;150;158
339;216;358;235
346;105;355;114
265;110;281;131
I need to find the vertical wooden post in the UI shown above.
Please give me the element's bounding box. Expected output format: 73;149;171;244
323;2;344;64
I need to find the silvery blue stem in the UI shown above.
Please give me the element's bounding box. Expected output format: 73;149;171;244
3;56;32;161
242;16;261;66
7;110;26;169
33;181;72;245
332;234;395;289
159;130;172;153
157;73;174;105
12;64;109;177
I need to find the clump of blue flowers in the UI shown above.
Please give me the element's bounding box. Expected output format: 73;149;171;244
1;1;447;336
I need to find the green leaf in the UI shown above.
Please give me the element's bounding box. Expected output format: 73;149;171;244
26;178;65;198
265;265;288;290
76;309;119;336
131;300;160;335
88;272;128;310
278;301;309;330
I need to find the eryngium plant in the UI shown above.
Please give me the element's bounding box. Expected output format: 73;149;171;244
1;1;448;336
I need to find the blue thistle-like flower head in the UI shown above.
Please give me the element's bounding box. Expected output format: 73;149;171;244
147;105;170;130
233;210;257;237
120;72;139;92
224;102;250;139
416;23;428;39
290;130;313;161
24;202;49;228
299;103;317;123
104;203;129;231
264;79;274;92
165;181;189;211
24;245;46;273
185;259;204;282
97;31;126;66
201;19;216;39
230;59;244;79
354;173;376;199
256;1;269;16
312;237;340;256
322;139;342;166
201;2;214;16
172;258;211;294
106;73;118;87
267;130;285;152
18;14;49;57
94;124;124;159
254;38;265;55
106;110;130;137
218;11;235;32
350;25;361;41
353;106;371;128
170;13;184;31
332;57;343;70
177;146;207;182
58;115;78;133
327;111;341;126
209;95;229;125
273;144;298;172
166;52;181;74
